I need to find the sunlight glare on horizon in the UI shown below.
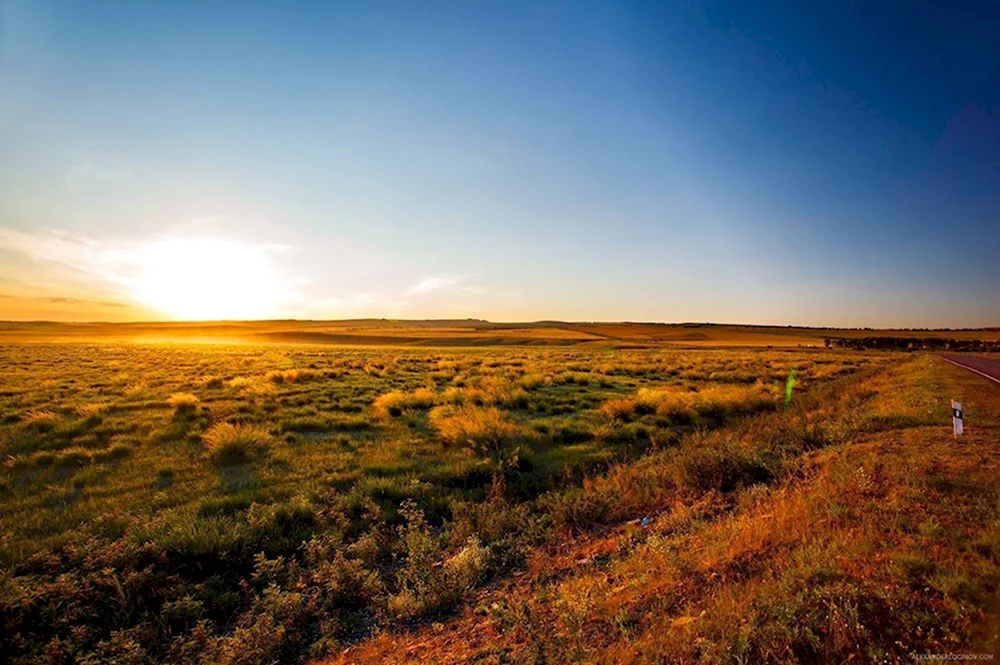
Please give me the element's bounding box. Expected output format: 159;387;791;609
130;238;292;321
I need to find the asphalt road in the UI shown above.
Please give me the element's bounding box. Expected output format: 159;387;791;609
940;354;1000;385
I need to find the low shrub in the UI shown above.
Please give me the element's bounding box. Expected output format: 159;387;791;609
387;503;492;621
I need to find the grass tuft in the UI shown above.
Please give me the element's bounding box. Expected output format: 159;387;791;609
428;404;520;455
202;422;273;466
602;383;778;424
373;388;436;417
76;402;110;419
167;392;201;411
266;368;318;384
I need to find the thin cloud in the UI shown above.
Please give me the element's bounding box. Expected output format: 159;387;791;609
36;296;128;307
40;296;83;304
0;228;293;284
407;274;468;295
0;228;130;287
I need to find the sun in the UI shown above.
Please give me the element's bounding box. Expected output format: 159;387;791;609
130;237;291;320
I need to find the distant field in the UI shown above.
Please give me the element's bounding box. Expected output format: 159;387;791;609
2;319;999;347
1;341;998;664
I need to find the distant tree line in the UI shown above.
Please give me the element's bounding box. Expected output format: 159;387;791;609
824;337;1000;352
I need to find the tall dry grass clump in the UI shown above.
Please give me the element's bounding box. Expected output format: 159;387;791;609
428;405;519;455
373;388;436;417
20;410;59;429
678;383;778;420
266;368;318;384
202;375;225;388
202;422;272;466
227;376;276;396
167;392;200;412
601;398;637;422
440;377;529;408
602;383;778;424
75;402;110;419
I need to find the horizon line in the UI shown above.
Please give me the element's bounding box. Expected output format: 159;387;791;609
1;318;998;332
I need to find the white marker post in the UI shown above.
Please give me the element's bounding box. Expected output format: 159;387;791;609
952;400;964;437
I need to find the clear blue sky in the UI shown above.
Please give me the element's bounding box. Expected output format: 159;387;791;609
1;0;997;326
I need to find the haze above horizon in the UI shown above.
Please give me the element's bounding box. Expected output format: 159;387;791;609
1;1;998;328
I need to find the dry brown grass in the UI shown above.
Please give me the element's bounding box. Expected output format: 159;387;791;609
373;388;437;417
20;409;59;427
75;402;110;418
602;383;779;423
439;378;529;408
4;341;983;665
322;357;1000;665
227;375;274;395
266;368;318;384
167;392;200;411
428;404;520;454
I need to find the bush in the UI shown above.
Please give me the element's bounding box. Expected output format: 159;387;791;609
428;405;520;455
386;502;490;621
202;423;272;466
444;537;489;591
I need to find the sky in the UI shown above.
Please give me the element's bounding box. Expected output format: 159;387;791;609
0;0;997;327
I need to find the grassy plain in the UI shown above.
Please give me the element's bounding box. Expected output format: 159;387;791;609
0;339;997;664
3;319;1000;347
